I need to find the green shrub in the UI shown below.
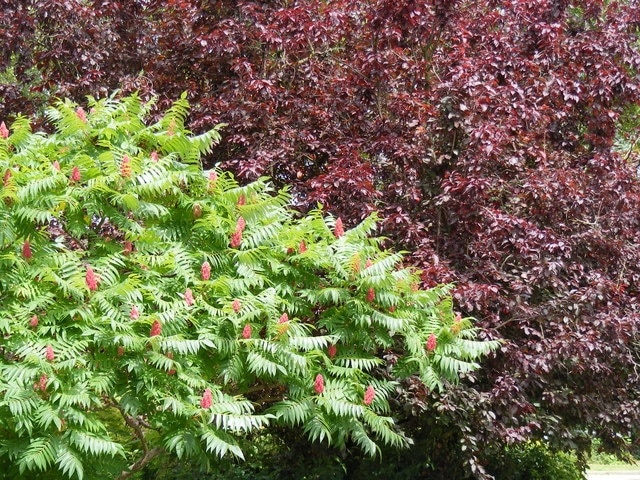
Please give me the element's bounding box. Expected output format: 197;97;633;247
0;93;499;479
487;441;584;480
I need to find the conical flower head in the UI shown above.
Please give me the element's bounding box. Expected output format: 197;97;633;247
230;230;242;248
237;194;246;206
200;388;213;409
85;266;98;291
150;151;159;162
201;261;211;281
364;385;376;405
120;155;132;178
208;170;217;190
193;203;202;218
52;161;61;171
123;241;134;254
278;313;289;324
334;217;344;238
30;315;39;328
38;374;48;392
327;344;337;359
232;299;241;313
236;216;246;233
314;374;325;394
45;344;55;362
299;240;307;253
366;287;375;303
242;323;252;339
426;333;437;352
184;288;194;306
150;319;162;337
70;166;81;182
22;240;32;259
76;107;87;123
130;305;140;320
365;258;373;269
0;121;8;138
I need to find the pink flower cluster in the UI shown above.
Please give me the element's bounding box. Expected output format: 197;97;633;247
201;261;211;281
45;345;55;362
334;217;344;238
314;374;325;394
426;333;437;352
184;288;194;306
85;266;99;291
364;385;375;406
22;240;32;260
200;388;213;409
230;216;246;248
150;319;162;337
242;323;252;339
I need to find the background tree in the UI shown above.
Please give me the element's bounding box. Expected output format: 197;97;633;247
1;0;640;477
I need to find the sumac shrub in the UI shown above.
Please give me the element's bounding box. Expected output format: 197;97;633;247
0;95;497;479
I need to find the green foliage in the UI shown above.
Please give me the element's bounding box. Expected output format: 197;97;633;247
0;94;499;478
486;441;584;480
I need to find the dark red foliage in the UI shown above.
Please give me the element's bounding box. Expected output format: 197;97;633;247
2;0;640;476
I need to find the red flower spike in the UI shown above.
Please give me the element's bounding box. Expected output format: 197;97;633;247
193;203;202;218
45;344;55;362
130;305;140;320
389;305;396;313
123;240;133;254
38;374;48;391
22;240;32;259
242;323;252;339
150;319;162;337
299;240;307;253
53;161;61;171
166;351;174;360
278;313;289;324
334;217;344;238
200;388;213;409
184;288;194;306
237;194;246;206
426;333;437;352
85;266;99;291
208;171;217;190
232;299;241;313
201;261;211;281
120;155;132;178
150;151;159;162
236;216;246;233
76;107;87;123
365;258;373;269
314;374;325;394
230;230;242;248
70;166;81;182
117;346;125;356
364;385;376;406
366;288;375;303
3;169;11;187
0;121;8;138
286;247;295;255
30;315;39;328
327;344;337;359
